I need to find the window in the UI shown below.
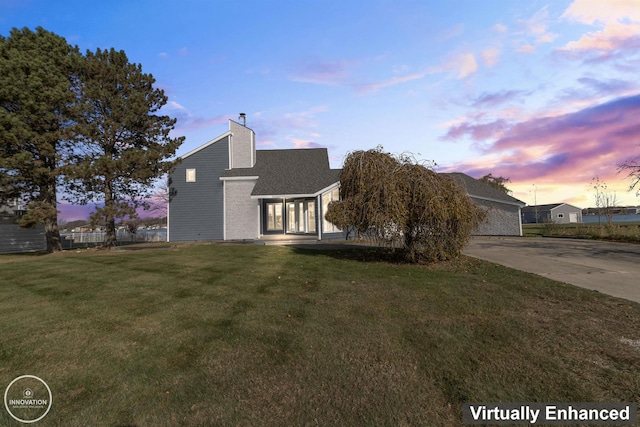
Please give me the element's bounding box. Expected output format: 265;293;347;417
322;187;341;233
288;203;296;232
298;203;305;232
283;200;316;234
266;203;283;231
307;201;316;233
186;168;196;182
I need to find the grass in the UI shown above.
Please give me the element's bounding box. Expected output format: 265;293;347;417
0;242;639;426
523;222;640;243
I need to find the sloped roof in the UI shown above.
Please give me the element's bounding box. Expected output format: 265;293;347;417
220;148;341;197
443;173;525;207
521;203;579;212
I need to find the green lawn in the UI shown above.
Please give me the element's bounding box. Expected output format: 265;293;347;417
1;243;639;426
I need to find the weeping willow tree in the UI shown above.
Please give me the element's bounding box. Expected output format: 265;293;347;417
326;147;485;262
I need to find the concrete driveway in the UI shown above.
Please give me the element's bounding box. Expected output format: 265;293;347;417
464;236;640;304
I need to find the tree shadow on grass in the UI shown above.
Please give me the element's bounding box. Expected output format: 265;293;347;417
288;244;409;264
288;243;483;270
0;250;49;259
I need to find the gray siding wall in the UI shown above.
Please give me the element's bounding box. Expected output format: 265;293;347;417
229;121;255;169
0;225;46;254
224;179;260;240
169;137;229;241
472;198;522;236
522;210;550;224
551;205;582;223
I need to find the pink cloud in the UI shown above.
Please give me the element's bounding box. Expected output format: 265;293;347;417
162;102;230;133
352;54;478;94
250;107;328;142
442;94;640;204
442;53;478;79
561;0;640;26
560;23;640;53
290;138;325;149
559;0;640;59
516;44;536;53
514;6;557;53
481;47;501;67
293;52;480;96
355;70;431;94
492;24;508;34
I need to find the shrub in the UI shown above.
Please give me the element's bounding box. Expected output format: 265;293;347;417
326;147;485;262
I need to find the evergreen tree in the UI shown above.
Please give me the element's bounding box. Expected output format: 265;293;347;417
66;48;184;247
0;27;81;252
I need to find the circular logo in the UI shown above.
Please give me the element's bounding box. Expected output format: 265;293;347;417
4;375;52;424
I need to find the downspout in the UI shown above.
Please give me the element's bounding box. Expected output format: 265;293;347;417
251;131;256;167
518;206;523;236
228;133;233;169
257;199;261;238
317;194;322;241
222;180;227;241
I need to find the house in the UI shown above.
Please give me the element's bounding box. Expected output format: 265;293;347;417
0;197;46;254
522;203;583;224
168;119;528;241
71;224;104;232
168;119;344;242
444;173;526;236
583;206;640;215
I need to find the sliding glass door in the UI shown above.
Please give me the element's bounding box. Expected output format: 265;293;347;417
286;200;316;234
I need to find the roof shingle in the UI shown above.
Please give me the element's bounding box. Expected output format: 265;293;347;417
443;173;525;206
220;148;341;196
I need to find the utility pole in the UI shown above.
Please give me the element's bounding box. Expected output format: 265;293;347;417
530;184;538;223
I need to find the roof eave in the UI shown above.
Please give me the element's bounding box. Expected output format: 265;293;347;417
470;194;526;207
251;193;317;199
219;176;259;181
250;181;340;200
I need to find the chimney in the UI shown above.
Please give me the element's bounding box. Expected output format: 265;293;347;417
238;113;246;126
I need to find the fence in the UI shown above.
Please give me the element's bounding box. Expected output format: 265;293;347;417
0;224;47;254
61;229;167;248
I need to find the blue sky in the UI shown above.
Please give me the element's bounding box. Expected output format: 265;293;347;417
2;0;640;220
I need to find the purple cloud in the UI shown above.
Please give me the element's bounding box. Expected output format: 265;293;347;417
472;90;528;108
443;119;509;141
443;94;640;194
560;77;637;102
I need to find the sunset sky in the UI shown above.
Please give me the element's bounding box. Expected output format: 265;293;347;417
1;0;639;220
